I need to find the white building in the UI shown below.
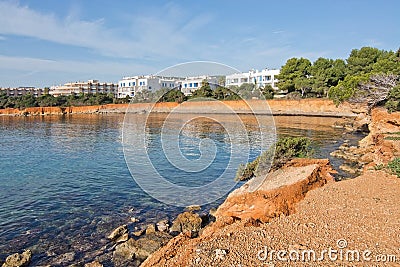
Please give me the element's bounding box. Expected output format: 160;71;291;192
179;76;218;96
117;75;218;98
50;80;117;97
117;75;178;98
226;69;280;89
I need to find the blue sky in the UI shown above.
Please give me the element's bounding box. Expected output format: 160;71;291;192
0;0;399;87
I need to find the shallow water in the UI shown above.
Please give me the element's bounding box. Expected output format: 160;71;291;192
0;114;361;265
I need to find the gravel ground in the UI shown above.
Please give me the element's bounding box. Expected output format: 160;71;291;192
143;170;400;267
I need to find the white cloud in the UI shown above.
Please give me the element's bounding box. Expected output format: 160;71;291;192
0;1;212;60
0;54;156;85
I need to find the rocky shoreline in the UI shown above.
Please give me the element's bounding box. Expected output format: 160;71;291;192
0;99;358;117
2;105;399;267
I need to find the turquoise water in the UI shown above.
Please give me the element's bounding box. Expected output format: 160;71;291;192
0;114;359;265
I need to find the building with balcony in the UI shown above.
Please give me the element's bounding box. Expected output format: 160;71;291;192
117;75;179;98
179;76;218;96
0;87;44;97
225;69;280;89
49;80;117;97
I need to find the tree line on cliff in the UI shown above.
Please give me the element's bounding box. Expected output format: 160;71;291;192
276;46;400;111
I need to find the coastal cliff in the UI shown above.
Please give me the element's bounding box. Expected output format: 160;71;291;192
0;99;357;117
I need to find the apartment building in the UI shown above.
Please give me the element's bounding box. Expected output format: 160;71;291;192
117;75;178;98
225;69;280;89
49;80;117;97
179;76;218;96
0;87;44;97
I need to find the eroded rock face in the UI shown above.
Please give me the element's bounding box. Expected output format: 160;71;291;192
214;158;335;223
2;250;32;267
169;212;203;237
346;108;400;171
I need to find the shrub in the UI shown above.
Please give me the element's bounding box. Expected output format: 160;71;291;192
385;85;400;112
235;136;313;181
387;157;400;177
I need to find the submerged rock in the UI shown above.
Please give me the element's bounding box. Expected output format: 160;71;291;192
52;251;76;265
2;250;32;267
107;225;128;241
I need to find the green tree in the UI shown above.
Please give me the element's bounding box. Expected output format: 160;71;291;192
158;89;186;103
346;47;382;75
328;74;370;105
276;57;311;94
310;58;346;97
385;85;400;112
231;83;258;99
14;94;38;109
191;80;213;98
371;50;400;75
131;90;155;103
213;86;240;100
37;94;58;107
260;85;275;99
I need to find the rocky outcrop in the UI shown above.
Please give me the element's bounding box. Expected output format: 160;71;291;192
214;158;335;223
331;108;400;172
169;212;203;237
112;232;171;266
2;250;32;267
358;108;400;168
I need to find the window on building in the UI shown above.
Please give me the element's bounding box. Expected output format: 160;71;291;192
265;76;271;81
233;78;238;83
189;83;193;88
193;82;198;87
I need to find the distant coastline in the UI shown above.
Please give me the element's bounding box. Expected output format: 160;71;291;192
0;99;359;118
